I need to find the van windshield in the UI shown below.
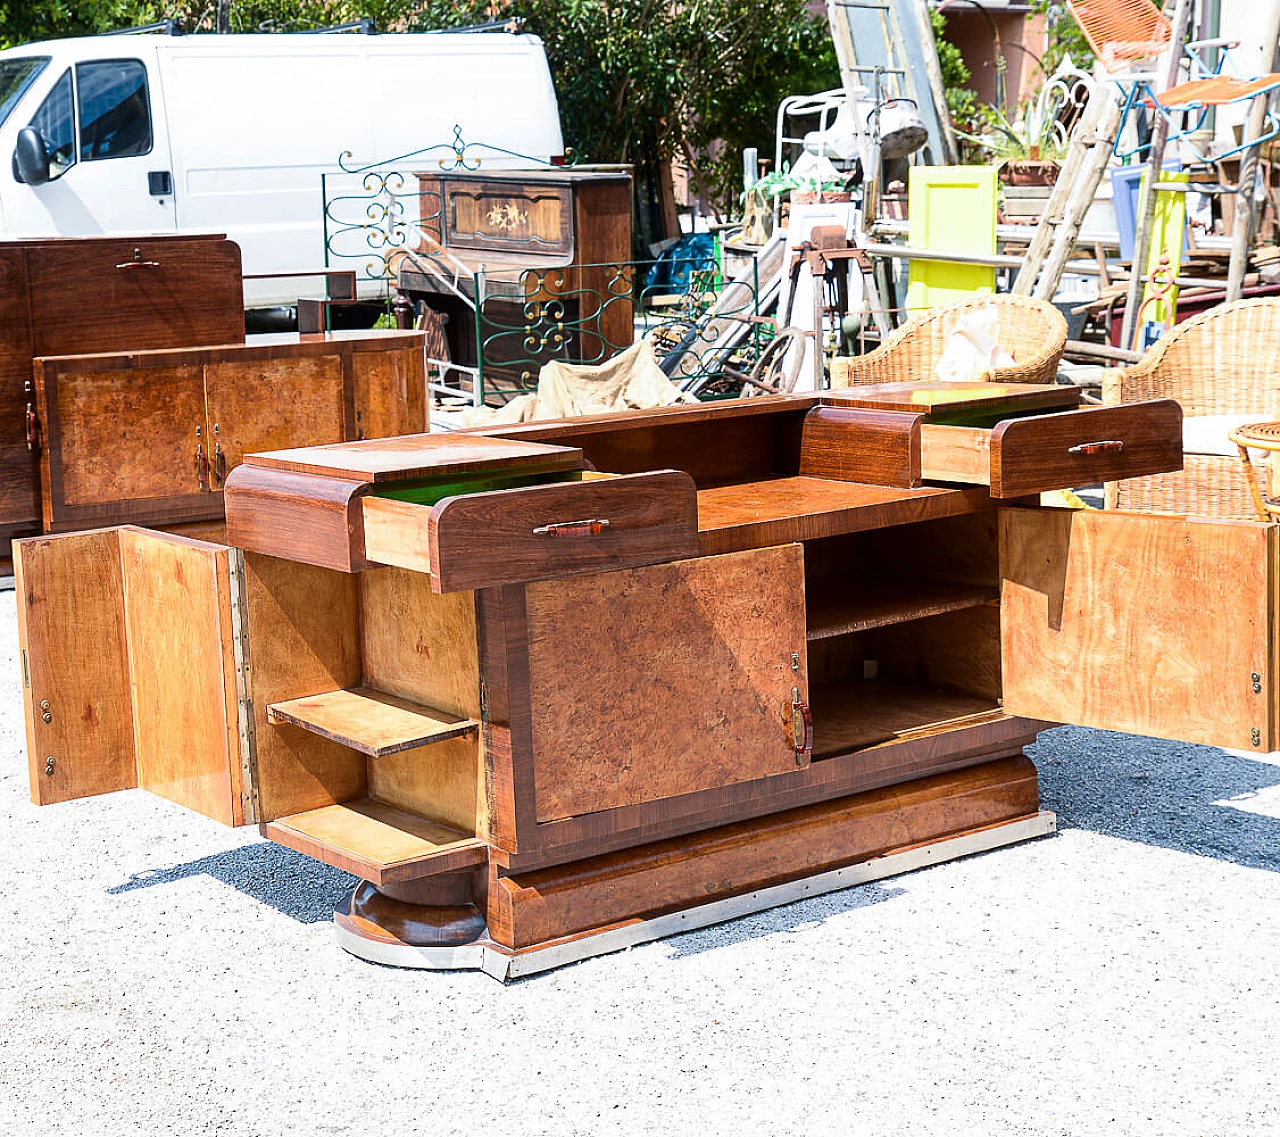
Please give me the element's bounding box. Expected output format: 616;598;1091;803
0;57;50;128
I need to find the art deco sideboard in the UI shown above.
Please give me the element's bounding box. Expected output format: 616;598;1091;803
18;382;1263;980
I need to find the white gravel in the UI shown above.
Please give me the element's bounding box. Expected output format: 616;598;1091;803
1;592;1277;1137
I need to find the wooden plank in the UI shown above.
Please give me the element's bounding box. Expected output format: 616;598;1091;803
990;399;1183;498
524;545;808;823
266;687;477;757
810;679;1001;758
242;551;365;823
487;756;1040;948
117;529;245;826
1001;508;1273;749
824;382;1080;418
14;529;136;805
426;470;699;592
798;406;923;487
695;477;993;556
806;578;998;639
263;799;487;885
244;431;582;483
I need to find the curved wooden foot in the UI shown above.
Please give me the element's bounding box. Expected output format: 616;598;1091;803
334;875;487;966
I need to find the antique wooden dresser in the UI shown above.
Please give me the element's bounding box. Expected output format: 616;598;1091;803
18;382;1256;980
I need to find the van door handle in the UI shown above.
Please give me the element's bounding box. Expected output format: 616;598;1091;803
148;170;172;196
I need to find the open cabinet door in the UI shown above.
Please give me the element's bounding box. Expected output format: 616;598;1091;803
1000;508;1275;751
15;527;255;824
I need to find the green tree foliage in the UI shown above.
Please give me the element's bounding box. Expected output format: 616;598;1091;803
3;0;837;225
930;8;977;133
1030;0;1095;76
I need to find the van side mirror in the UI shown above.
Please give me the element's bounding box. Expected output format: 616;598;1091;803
13;128;50;186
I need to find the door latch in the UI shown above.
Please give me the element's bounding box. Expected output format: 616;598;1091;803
195;426;209;491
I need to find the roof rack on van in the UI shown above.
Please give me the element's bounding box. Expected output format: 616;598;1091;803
295;19;379;34
99;19;184;35
438;18;526;33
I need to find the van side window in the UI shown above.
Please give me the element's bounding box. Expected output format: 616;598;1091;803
28;68;75;180
76;60;151;161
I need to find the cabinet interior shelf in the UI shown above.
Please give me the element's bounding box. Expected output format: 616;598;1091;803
266;686;478;757
263;798;486;884
806;577;999;640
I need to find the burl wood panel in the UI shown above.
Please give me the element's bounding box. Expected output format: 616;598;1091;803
428;470;699;592
487;755;1040;948
989;399;1183;499
48;362;208;512
205;354;347;477
24;236;244;357
118;529;245;826
242;552;365;823
1000;508;1273;750
524;544;808;823
351;345;427;441
223;465;371;573
14;529;136;805
798;406;923;487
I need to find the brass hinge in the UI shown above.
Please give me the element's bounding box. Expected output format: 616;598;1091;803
227;550;260;824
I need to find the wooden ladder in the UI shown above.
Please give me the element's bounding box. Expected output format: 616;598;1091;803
1011;85;1125;301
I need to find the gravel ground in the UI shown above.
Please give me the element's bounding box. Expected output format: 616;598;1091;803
0;592;1277;1137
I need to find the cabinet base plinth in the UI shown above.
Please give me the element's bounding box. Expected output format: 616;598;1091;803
332;759;1057;979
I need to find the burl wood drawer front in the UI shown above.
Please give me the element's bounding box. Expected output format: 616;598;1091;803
921;398;1183;498
424;470;699;592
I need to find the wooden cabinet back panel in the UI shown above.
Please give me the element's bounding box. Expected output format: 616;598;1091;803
524;545;808;822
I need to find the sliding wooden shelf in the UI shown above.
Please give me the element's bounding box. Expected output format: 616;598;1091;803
266;686;478;757
805;578;999;640
263;798;487;885
809;679;1004;760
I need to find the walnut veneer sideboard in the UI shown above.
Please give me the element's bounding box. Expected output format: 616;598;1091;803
21;382;1263;980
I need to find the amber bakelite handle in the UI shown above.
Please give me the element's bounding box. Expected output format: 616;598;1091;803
1067;440;1124;456
213;442;226;486
195;443;209;491
532;518;611;537
792;698;813;762
24;405;37;452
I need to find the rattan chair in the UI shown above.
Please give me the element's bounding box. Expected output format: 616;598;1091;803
1102;297;1280;517
829;294;1069;388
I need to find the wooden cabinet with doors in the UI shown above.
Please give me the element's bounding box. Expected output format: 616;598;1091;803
24;380;1267;981
30;330;426;533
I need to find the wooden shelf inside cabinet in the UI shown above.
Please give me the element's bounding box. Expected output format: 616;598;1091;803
809;679;1003;759
805;578;999;640
266;686;478;757
263;799;487;885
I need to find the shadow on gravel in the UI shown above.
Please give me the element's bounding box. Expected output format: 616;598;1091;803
661;881;905;958
106;842;356;923
1032;725;1280;873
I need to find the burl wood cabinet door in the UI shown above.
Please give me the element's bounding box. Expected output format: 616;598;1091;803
204;353;348;483
15;527;254;825
1000;508;1276;751
523;544;809;823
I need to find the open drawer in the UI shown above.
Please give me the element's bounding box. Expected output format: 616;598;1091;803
362;469;700;592
823;384;1183;498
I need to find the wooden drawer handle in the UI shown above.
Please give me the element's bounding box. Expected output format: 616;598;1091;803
1068;440;1124;456
532;518;611;537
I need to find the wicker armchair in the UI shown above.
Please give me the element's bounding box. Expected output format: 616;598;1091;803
1102;298;1280;518
829;294;1069;387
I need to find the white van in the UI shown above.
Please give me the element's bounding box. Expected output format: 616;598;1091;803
0;28;564;309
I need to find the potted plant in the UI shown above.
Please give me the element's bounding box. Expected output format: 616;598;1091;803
740;162;854;242
958;101;1065;186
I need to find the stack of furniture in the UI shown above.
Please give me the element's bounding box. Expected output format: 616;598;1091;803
1;233;426;540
